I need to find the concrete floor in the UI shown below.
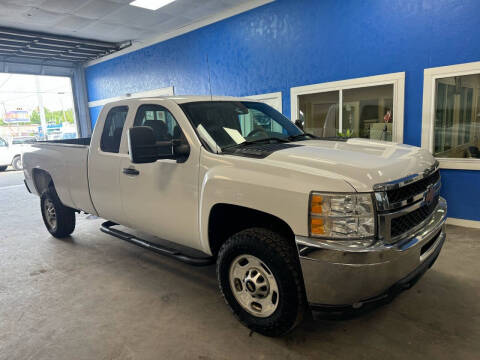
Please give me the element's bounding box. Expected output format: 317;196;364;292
0;171;479;360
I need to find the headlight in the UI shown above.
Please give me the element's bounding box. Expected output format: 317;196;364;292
309;192;375;239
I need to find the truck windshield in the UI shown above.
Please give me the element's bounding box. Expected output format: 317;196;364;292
180;101;304;151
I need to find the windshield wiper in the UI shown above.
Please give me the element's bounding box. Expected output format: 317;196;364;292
287;133;317;141
222;137;290;151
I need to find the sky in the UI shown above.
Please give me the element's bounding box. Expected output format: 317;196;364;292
0;73;75;119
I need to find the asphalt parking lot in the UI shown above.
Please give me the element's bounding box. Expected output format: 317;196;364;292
0;170;479;360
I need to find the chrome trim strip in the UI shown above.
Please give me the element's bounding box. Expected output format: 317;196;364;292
375;177;441;212
373;160;439;192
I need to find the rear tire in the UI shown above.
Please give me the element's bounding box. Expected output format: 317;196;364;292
217;227;306;337
12;156;22;170
0;166;7;172
40;187;76;238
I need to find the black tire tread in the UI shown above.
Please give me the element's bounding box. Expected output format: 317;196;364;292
12;156;22;170
40;186;76;238
217;227;306;337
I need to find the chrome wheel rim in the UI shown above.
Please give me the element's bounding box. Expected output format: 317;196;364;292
14;157;22;169
229;254;279;318
44;199;57;230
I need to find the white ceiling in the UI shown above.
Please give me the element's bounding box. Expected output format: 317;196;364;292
0;0;258;43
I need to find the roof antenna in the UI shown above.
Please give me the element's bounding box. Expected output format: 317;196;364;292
206;54;213;101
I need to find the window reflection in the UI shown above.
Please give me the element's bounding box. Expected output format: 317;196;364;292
434;74;480;158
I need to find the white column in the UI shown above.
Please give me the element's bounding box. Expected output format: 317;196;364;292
35;76;47;140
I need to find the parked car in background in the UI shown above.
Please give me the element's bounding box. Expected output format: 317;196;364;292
23;96;447;336
0;136;36;171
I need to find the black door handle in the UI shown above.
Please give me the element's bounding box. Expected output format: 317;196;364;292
123;167;140;176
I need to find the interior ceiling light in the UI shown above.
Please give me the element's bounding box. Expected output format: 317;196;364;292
129;0;176;11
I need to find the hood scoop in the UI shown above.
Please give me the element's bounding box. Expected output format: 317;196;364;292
222;143;303;158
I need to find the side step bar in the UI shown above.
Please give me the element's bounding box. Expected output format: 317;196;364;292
100;221;215;266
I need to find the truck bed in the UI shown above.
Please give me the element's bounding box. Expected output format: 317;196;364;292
24;138;97;215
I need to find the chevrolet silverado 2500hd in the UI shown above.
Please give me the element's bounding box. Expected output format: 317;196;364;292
23;96;447;336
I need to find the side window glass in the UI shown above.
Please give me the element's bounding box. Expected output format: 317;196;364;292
0;138;7;147
100;106;128;153
134;104;185;142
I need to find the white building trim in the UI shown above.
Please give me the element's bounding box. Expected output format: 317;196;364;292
422;61;480;170
88;86;175;107
244;91;282;112
290;72;405;143
85;0;275;67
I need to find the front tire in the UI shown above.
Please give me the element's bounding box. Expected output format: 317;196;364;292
41;187;76;238
0;166;7;172
12;156;22;170
217;228;306;337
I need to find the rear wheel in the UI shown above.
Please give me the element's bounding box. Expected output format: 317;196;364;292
217;228;306;337
41;187;76;238
0;166;7;172
12;156;22;170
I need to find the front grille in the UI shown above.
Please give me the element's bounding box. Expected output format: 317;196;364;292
390;195;439;238
386;170;440;204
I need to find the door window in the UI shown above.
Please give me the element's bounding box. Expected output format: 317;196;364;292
100;106;128;153
133;104;185;142
0;138;7;147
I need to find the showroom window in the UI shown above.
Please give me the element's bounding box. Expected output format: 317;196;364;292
290;73;405;142
422;62;480;170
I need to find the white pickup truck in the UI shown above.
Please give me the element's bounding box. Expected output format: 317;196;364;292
0;136;36;171
23;96;447;336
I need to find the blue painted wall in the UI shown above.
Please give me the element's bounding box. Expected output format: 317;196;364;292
85;0;480;220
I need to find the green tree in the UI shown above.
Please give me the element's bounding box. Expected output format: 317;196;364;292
30;109;41;124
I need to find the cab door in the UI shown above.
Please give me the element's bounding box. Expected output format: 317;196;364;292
88;105;130;224
118;102;200;250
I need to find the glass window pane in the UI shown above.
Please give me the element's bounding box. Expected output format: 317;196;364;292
133;104;185;142
299;91;339;137
100;106;128;153
342;84;394;141
434;74;480;158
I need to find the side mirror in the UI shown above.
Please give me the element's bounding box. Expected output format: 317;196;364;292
173;139;190;163
295;119;304;130
128;126;158;164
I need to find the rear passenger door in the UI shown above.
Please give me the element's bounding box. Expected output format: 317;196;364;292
88;105;130;223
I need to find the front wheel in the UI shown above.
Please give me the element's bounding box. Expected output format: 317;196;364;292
0;166;7;172
41;187;76;238
12;156;22;170
217;228;306;337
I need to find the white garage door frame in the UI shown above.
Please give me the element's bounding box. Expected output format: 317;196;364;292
0;60;92;137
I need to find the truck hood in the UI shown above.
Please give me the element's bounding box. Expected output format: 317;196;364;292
266;138;436;192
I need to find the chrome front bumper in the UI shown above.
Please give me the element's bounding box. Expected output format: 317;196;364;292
296;197;447;307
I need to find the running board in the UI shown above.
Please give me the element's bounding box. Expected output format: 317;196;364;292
100;221;214;266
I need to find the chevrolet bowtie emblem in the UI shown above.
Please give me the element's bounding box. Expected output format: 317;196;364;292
424;184;435;205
